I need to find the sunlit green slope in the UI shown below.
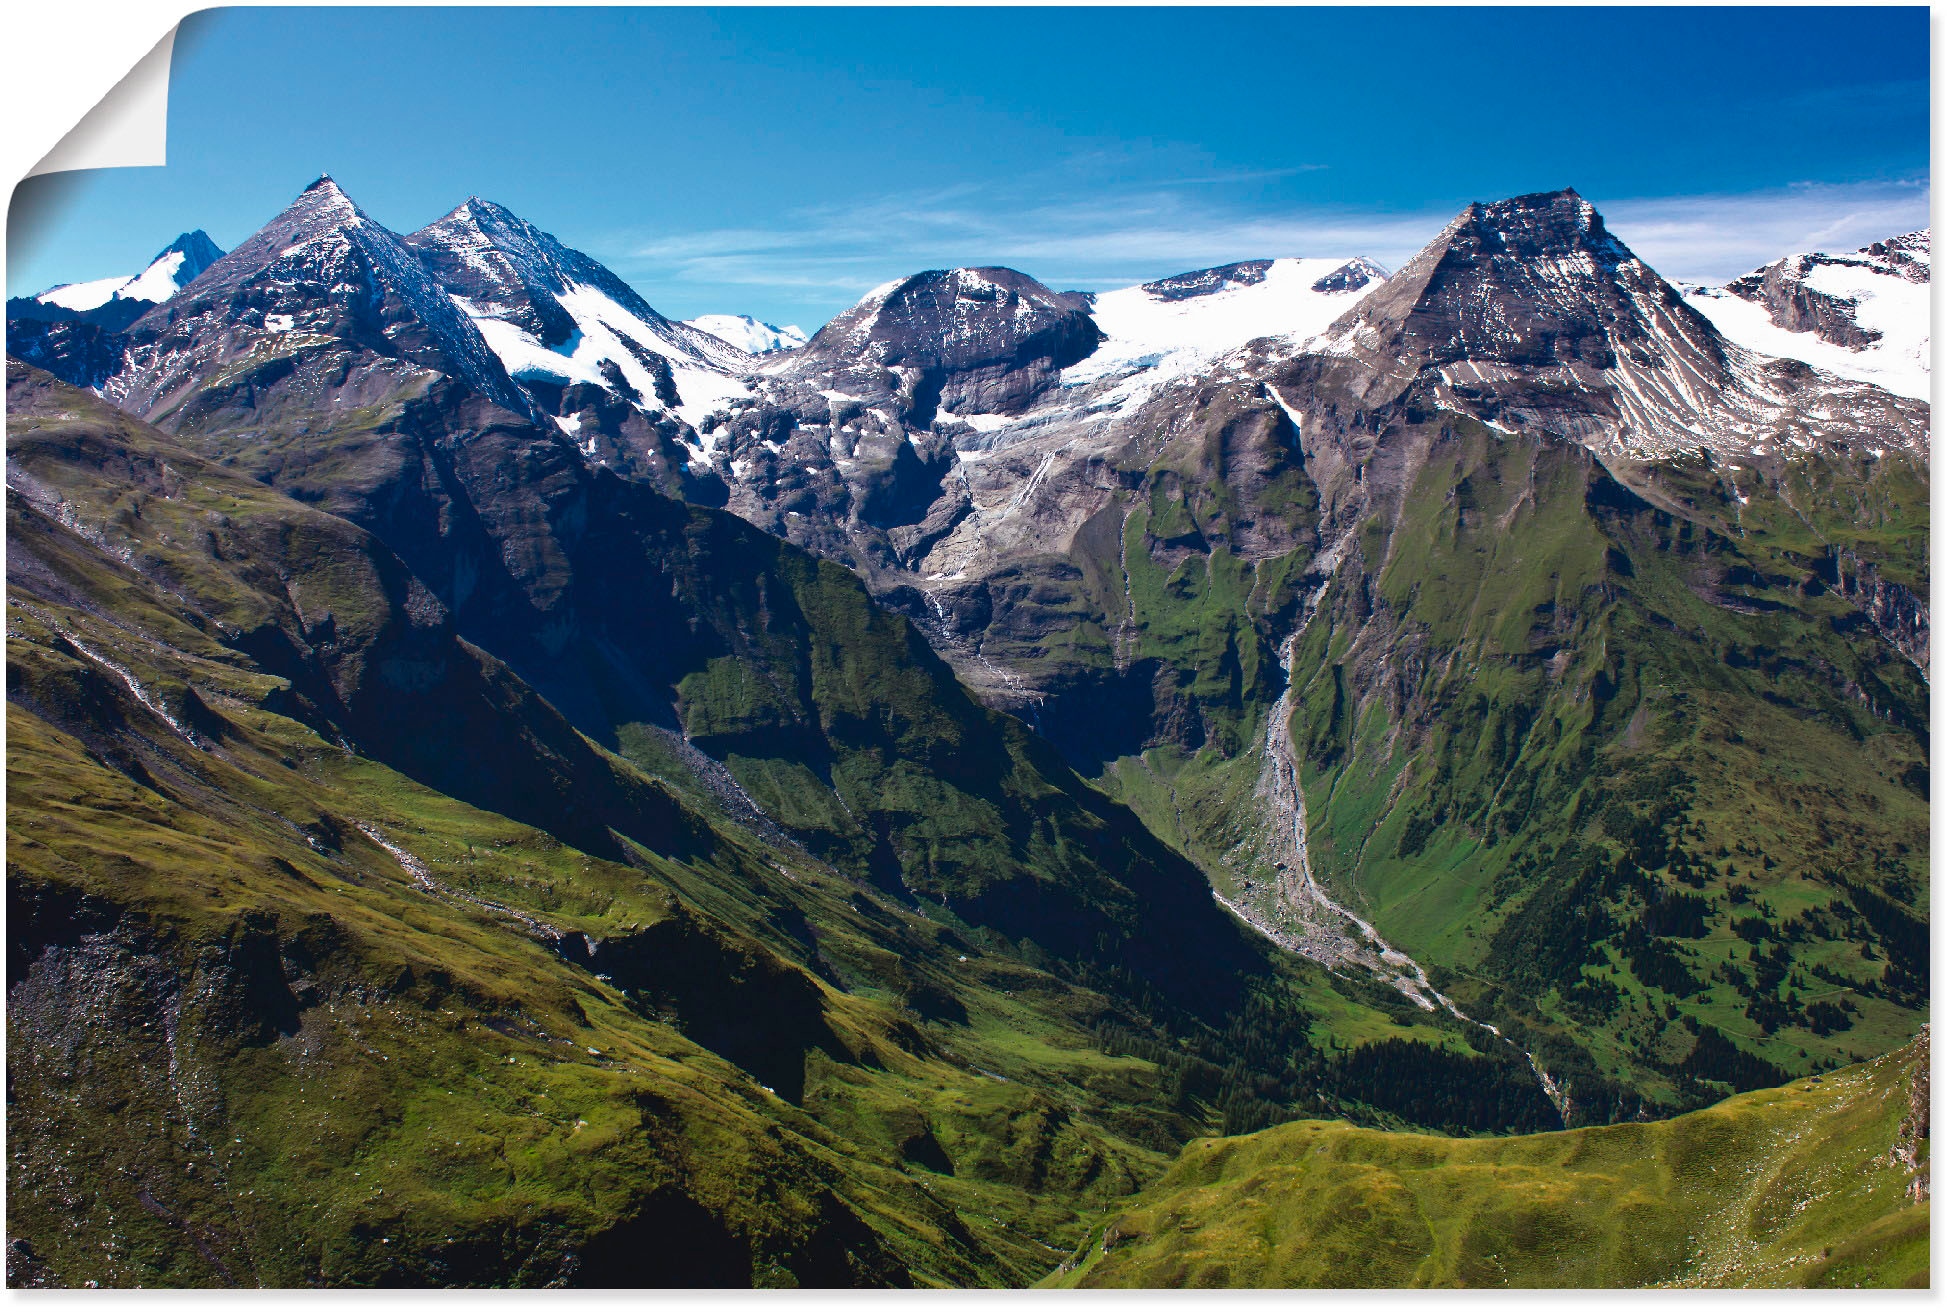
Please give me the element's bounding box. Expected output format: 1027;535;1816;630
1053;1029;1928;1288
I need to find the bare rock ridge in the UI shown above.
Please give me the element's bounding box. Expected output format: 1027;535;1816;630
108;176;536;424
1306;188;1928;463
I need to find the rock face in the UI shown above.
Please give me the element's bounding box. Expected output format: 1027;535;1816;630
793;266;1101;420
1306;189;1927;463
1681;230;1930;401
1727;230;1930;346
1142;259;1276;300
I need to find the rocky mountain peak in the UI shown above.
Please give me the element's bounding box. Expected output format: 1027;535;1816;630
150;230;225;284
1310;256;1388;295
1319;187;1685;379
287;174;364;227
1307;189;1925;460
407;199;746;377
1863;228;1931;282
107;177;532;420
794;266;1100;417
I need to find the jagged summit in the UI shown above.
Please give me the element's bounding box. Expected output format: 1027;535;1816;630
407;196;752;424
1321;187;1649;373
409;196;742;370
105;177;531;420
1306;188;1927;461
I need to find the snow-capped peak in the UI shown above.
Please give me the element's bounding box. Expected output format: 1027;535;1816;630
684;314;808;355
408;198;755;426
1678;229;1930;402
32;231;224;313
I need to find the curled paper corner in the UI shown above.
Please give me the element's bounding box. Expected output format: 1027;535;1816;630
28;24;179;179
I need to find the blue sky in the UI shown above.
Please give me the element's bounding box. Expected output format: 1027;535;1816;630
8;6;1931;329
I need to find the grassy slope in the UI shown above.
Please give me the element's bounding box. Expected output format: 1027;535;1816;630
110;341;1570;1128
1052;1030;1929;1288
1285;416;1927;1112
8;360;1458;1287
1070;387;1927;1118
2;367;1182;1286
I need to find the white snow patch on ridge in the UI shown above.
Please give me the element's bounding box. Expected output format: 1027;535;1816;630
458;281;756;429
37;276;130;312
685;314;808;355
1067;257;1387;393
117;249;189;303
1678;240;1932;403
36;247;206;312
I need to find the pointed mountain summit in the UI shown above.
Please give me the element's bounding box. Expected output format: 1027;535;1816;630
109;176;530;422
7;230;227;334
406;197;750;423
1321;188;1677;375
1309;188;1926;460
118;229;226;303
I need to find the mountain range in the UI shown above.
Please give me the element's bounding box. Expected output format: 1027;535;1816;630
5;177;1929;1288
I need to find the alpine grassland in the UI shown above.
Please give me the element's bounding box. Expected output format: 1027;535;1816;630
1053;1029;1929;1288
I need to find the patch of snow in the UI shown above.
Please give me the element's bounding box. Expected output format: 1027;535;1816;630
37;275;131;312
1060;257;1387;415
1678;245;1931;402
117;249;189;303
684;314;808;355
457;278;757;426
952;412;1014;433
1681;283;1929;401
670;362;755;430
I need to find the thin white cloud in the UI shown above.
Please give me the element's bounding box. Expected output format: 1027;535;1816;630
602;182;1450;308
1597;179;1931;283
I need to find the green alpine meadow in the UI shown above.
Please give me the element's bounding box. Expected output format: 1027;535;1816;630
3;12;1930;1284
